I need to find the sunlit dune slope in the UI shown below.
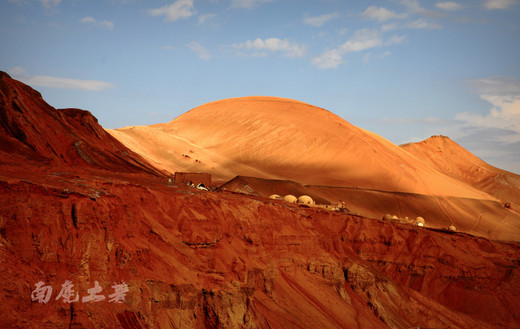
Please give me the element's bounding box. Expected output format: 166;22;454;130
109;96;492;199
401;135;520;207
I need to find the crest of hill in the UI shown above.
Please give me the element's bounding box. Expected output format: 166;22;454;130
401;135;520;207
110;96;493;200
0;71;164;175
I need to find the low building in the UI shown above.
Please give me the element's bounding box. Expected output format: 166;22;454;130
174;172;211;187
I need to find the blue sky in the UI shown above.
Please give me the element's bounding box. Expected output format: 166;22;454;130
1;0;519;173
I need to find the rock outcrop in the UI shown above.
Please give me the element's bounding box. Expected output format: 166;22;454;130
0;71;165;175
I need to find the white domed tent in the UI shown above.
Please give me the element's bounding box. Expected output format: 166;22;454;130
415;217;425;227
283;195;297;203
269;194;282;200
297;195;314;205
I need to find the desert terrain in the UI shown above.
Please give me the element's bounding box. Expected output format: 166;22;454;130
1;71;520;328
110;96;520;241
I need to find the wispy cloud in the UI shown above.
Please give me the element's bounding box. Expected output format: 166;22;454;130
381;19;442;31
361;6;407;22
198;13;216;25
456;77;520;142
406;18;442;30
435;2;463;11
8;67;114;91
232;38;306;58
303;13;340;27
187;41;211;60
230;0;274;9
312;29;406;69
363;50;391;63
80;17;115;30
484;0;517;9
469;76;520;96
38;0;61;9
399;0;442;17
374;77;520;172
380;117;455;125
148;0;195;22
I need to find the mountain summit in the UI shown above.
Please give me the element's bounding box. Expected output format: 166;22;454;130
401;135;520;207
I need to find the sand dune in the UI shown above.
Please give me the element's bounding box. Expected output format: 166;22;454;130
401;135;520;207
109;96;492;200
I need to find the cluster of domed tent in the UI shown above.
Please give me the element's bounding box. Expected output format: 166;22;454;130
381;214;457;231
269;194;315;205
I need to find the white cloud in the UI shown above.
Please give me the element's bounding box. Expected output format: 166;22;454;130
381;23;398;32
435;2;463;11
233;38;306;58
406;18;442;30
8;67;114;91
399;0;426;14
148;0;195;22
187;41;211;60
363;50;391;63
361;6;407;22
312;29;406;69
338;29;383;53
80;16;115;30
455;97;520;143
303;13;340;27
399;0;442;17
385;34;407;45
382;19;442;31
230;0;274;9
80;16;96;24
38;0;61;9
311;49;344;69
484;0;516;9
198;13;216;25
469;76;520;96
456;77;520;142
375;76;520;173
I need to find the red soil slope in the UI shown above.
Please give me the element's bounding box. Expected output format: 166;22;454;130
2;167;519;328
1;73;520;328
401;135;520;208
109;97;491;199
0;71;164;175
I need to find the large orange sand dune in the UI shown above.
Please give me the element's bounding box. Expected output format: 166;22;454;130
109;97;492;200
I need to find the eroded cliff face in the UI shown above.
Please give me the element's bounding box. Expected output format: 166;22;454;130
0;71;164;175
1;170;519;329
